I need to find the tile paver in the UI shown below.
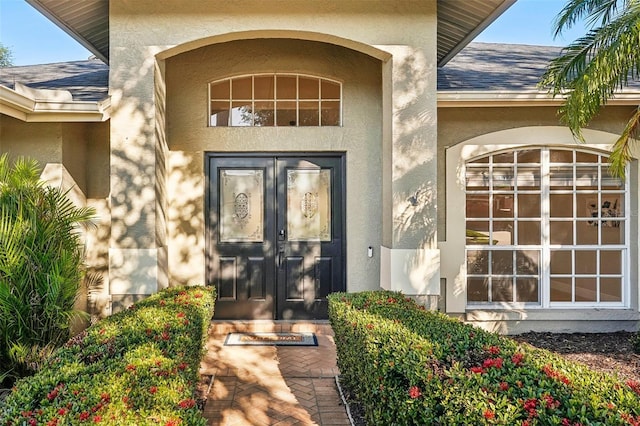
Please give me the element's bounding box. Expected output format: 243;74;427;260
200;321;351;426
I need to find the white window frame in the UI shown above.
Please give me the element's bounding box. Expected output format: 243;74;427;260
464;147;629;309
440;127;637;314
208;73;343;127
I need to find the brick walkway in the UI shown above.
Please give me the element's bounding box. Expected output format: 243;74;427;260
200;321;352;426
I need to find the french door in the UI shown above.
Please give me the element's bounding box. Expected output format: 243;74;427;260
206;154;345;319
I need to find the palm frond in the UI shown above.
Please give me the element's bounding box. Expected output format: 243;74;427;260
541;0;640;163
553;0;629;37
608;106;640;177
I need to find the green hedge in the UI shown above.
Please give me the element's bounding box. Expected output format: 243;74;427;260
0;285;215;426
329;291;640;425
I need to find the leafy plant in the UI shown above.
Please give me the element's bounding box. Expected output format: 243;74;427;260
0;285;215;425
329;291;640;425
0;154;96;383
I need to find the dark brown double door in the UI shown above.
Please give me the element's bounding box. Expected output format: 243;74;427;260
207;154;345;319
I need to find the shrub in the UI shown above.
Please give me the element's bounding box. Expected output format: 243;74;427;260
0;285;215;426
0;154;96;382
329;291;640;425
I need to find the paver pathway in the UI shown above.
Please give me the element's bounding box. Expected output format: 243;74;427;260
200;321;352;426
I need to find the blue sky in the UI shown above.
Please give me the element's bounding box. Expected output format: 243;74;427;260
0;0;587;66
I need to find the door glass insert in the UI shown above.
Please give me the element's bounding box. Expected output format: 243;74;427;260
219;169;264;242
287;169;331;241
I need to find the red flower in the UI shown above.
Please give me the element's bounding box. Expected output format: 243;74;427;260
499;382;509;391
542;394;560;409
178;399;196;409
408;386;422;399
627;380;640;395
483;409;495;420
178;362;188;370
483;357;503;369
125;364;136;371
100;392;110;402
177;312;185;318
28;420;36;426
159;300;166;306
46;420;59;426
523;398;538;417
166;420;181;426
470;366;484;374
562;419;571;426
79;411;90;421
511;352;524;365
149;386;158;394
58;408;67;416
366;323;374;330
93;416;102;423
487;345;501;355
47;389;59;401
194;292;203;298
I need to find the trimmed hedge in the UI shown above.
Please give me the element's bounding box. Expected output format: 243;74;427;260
329;291;640;425
0;285;215;426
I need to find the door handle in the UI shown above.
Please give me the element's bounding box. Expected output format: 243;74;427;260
278;246;285;269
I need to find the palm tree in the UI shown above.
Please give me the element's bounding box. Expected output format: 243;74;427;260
540;0;640;177
0;154;96;382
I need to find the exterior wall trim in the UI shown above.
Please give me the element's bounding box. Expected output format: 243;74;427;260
0;85;111;122
437;90;640;108
155;29;393;63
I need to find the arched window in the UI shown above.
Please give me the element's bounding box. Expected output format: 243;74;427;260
209;74;342;127
465;147;627;307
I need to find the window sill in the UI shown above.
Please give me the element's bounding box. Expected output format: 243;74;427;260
466;308;640;322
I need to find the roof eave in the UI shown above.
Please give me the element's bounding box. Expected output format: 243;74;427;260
25;0;108;64
437;90;640;107
437;0;517;67
0;86;110;122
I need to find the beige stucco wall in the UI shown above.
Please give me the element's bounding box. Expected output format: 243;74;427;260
165;38;383;290
108;0;439;300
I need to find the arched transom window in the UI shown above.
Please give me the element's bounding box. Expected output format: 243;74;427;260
465;148;628;307
209;74;342;127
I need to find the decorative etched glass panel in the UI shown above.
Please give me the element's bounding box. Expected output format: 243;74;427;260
287;169;331;241
220;169;264;242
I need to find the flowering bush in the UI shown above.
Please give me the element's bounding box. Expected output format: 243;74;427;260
0;285;215;426
329;291;640;425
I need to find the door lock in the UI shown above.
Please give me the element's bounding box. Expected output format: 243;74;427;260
278;229;286;241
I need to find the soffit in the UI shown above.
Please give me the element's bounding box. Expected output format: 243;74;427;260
25;0;109;63
24;1;515;67
437;0;516;66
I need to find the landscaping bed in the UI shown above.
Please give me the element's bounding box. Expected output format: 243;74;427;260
329;291;640;425
0;285;215;426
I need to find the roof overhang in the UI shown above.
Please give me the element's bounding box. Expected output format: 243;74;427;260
0;85;110;122
24;0;516;67
437;0;517;66
438;90;640;108
25;0;109;63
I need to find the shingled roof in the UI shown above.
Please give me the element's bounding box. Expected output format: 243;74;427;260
439;42;640;91
438;42;561;90
0;59;108;102
1;43;638;103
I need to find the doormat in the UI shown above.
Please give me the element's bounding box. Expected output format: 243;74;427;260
224;332;318;346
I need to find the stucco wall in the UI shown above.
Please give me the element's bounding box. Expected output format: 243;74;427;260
165;38;383;291
109;0;438;299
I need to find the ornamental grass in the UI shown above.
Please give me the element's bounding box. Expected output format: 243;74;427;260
329;291;640;425
0;285;215;426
